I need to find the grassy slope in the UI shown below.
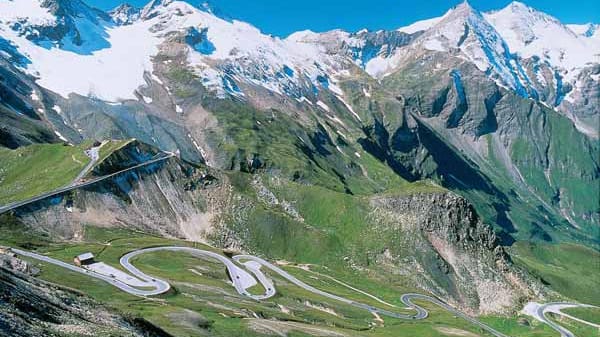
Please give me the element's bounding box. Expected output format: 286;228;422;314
510;241;600;306
207;95;415;196
509;111;600;241
97;139;134;163
561;307;600;325
226;172;444;267
0;139;136;206
0;223;569;337
0;142;91;204
546;314;599;337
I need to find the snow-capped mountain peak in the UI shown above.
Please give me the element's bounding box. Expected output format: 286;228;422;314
140;0;175;19
0;0;347;102
0;0;597;117
419;1;481;48
484;1;600;80
484;1;573;48
109;3;140;25
0;0;113;53
409;1;534;95
397;11;450;34
0;0;109;36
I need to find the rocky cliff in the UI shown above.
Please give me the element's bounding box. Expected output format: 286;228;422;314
369;191;544;314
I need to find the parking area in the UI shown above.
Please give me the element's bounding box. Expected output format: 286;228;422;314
86;262;151;287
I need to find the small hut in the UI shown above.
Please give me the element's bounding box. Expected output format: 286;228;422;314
74;252;95;267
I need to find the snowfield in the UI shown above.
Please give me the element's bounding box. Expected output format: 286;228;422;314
0;0;597;107
0;0;56;26
0;10;160;101
397;11;449;34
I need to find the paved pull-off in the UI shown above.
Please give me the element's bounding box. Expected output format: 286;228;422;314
522;302;599;337
13;246;597;337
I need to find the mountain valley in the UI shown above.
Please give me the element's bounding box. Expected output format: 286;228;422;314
0;1;598;336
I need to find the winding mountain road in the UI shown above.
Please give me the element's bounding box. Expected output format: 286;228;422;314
119;246;274;300
11;248;170;296
71;144;102;185
524;302;599;337
15;246;596;337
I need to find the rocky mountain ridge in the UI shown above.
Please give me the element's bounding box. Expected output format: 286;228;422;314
0;1;597;129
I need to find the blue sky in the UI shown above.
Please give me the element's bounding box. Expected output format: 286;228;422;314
88;0;600;37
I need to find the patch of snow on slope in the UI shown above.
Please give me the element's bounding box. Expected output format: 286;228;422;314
567;23;598;37
335;95;362;121
365;56;394;78
296;96;313;105
54;130;68;142
328;81;344;96
151;73;163;85
423;38;446;52
0;0;56;26
397;11;449;34
187;133;208;162
316;100;330;112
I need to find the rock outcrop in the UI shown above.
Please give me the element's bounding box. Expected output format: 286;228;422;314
369;191;544;315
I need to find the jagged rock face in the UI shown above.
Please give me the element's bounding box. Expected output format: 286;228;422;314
557;64;600;137
0;58;62;148
0;253;171;337
109;3;140;25
353;30;419;60
369;192;543;314
290;29;420;69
